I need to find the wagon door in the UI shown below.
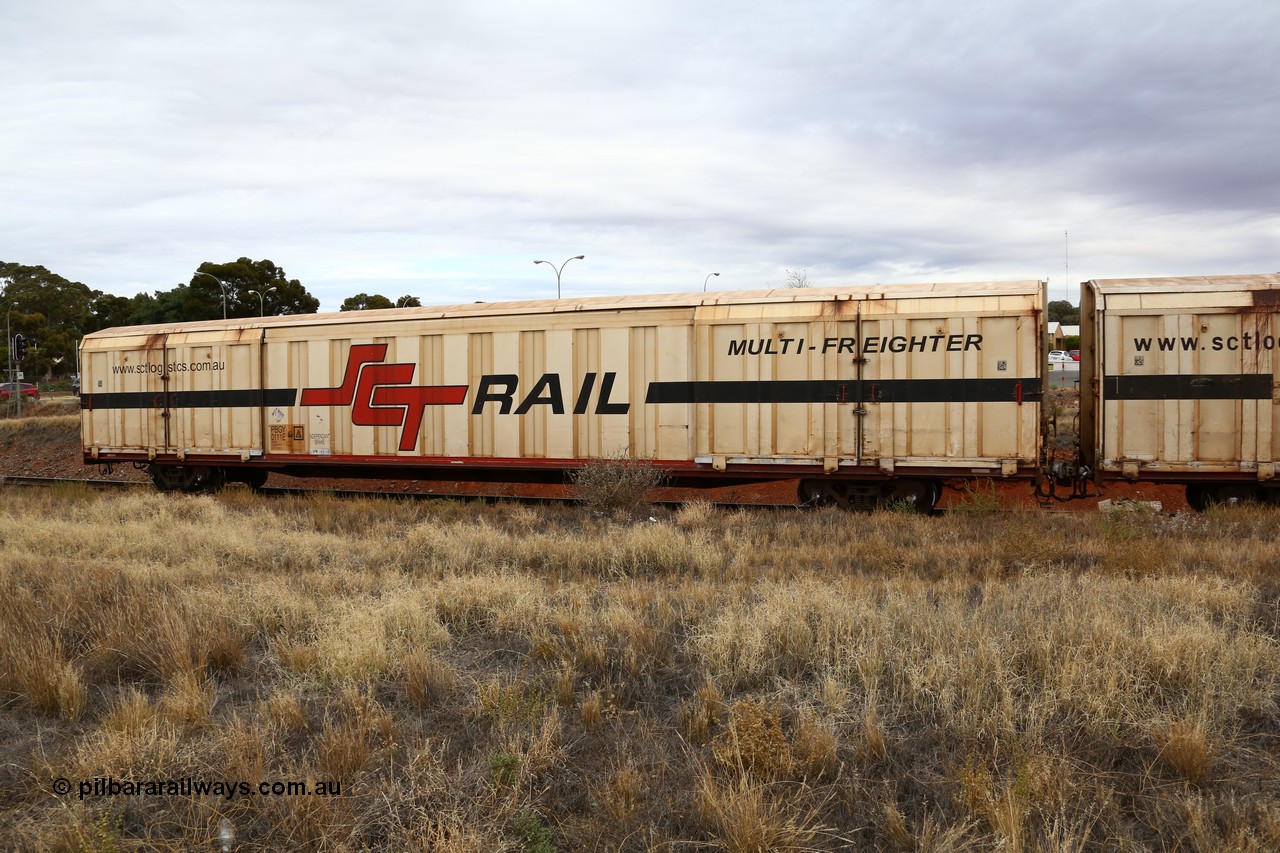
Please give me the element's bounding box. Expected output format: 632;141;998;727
692;303;828;464
164;330;271;459
1187;310;1270;466
836;295;1041;472
81;332;174;458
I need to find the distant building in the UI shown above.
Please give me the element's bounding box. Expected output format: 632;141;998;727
1047;322;1080;350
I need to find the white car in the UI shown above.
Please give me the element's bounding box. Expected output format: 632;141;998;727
1048;350;1072;363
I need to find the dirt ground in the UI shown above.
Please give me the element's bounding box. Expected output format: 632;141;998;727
0;395;1190;511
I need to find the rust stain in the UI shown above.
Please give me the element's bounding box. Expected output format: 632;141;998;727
143;333;165;349
1226;287;1280;314
1251;288;1280;309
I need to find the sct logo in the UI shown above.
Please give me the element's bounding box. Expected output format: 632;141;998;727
300;344;468;451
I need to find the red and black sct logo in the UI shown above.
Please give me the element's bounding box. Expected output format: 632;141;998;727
300;344;468;451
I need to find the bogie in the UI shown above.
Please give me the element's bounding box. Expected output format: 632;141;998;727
800;478;939;512
1185;482;1277;511
149;465;225;494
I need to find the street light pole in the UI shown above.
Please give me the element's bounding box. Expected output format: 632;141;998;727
5;303;13;383
703;272;720;292
249;287;276;316
193;271;230;319
533;255;585;299
6;302;17;416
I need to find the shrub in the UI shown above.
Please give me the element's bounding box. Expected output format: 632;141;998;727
949;479;1005;515
571;453;668;515
511;809;555;853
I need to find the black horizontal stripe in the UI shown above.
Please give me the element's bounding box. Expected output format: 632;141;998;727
1104;374;1273;400
82;389;298;410
645;378;1040;405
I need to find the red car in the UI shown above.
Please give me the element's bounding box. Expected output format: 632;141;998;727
0;382;39;401
1069;349;1080;361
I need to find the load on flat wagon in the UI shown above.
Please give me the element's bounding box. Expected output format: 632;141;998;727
1078;273;1280;509
80;281;1047;509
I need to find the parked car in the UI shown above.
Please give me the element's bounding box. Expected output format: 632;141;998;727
1069;349;1080;361
1048;350;1072;363
0;382;40;401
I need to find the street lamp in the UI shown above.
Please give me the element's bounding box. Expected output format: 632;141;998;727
249;287;276;316
703;272;720;292
5;303;14;379
192;270;229;319
533;255;585;299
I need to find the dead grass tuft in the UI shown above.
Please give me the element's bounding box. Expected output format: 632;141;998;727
679;680;726;745
264;688;309;733
1159;718;1214;787
694;772;831;852
580;689;605;731
792;713;839;780
402;651;457;709
600;763;645;825
676;499;716;528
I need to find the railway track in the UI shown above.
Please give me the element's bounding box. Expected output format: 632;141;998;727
0;474;809;510
0;475;137;490
3;471;1120;514
1;474;1099;514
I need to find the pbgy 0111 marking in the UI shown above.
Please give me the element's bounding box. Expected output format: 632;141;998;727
727;334;984;356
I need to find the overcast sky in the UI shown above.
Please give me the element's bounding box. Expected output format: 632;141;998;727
2;0;1277;311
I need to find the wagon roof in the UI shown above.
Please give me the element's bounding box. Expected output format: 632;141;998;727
83;280;1045;339
1088;273;1280;294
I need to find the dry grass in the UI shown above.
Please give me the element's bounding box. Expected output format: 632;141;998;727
1;478;1278;850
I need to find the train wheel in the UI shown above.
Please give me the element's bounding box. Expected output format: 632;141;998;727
149;465;225;493
234;469;268;490
880;479;939;512
150;465;198;492
799;480;879;510
1187;482;1259;510
799;480;845;506
1210;483;1260;506
199;467;226;493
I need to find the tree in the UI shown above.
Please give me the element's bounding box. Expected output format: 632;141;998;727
341;294;421;310
340;293;395;311
784;269;811;288
126;285;205;325
1;262;97;378
1048;300;1079;324
0;262;94;330
188;258;320;319
86;293;137;333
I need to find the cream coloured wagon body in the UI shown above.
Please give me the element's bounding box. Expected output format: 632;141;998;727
81;282;1046;505
1080;274;1280;505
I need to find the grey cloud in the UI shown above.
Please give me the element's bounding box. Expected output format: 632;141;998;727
2;0;1276;308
